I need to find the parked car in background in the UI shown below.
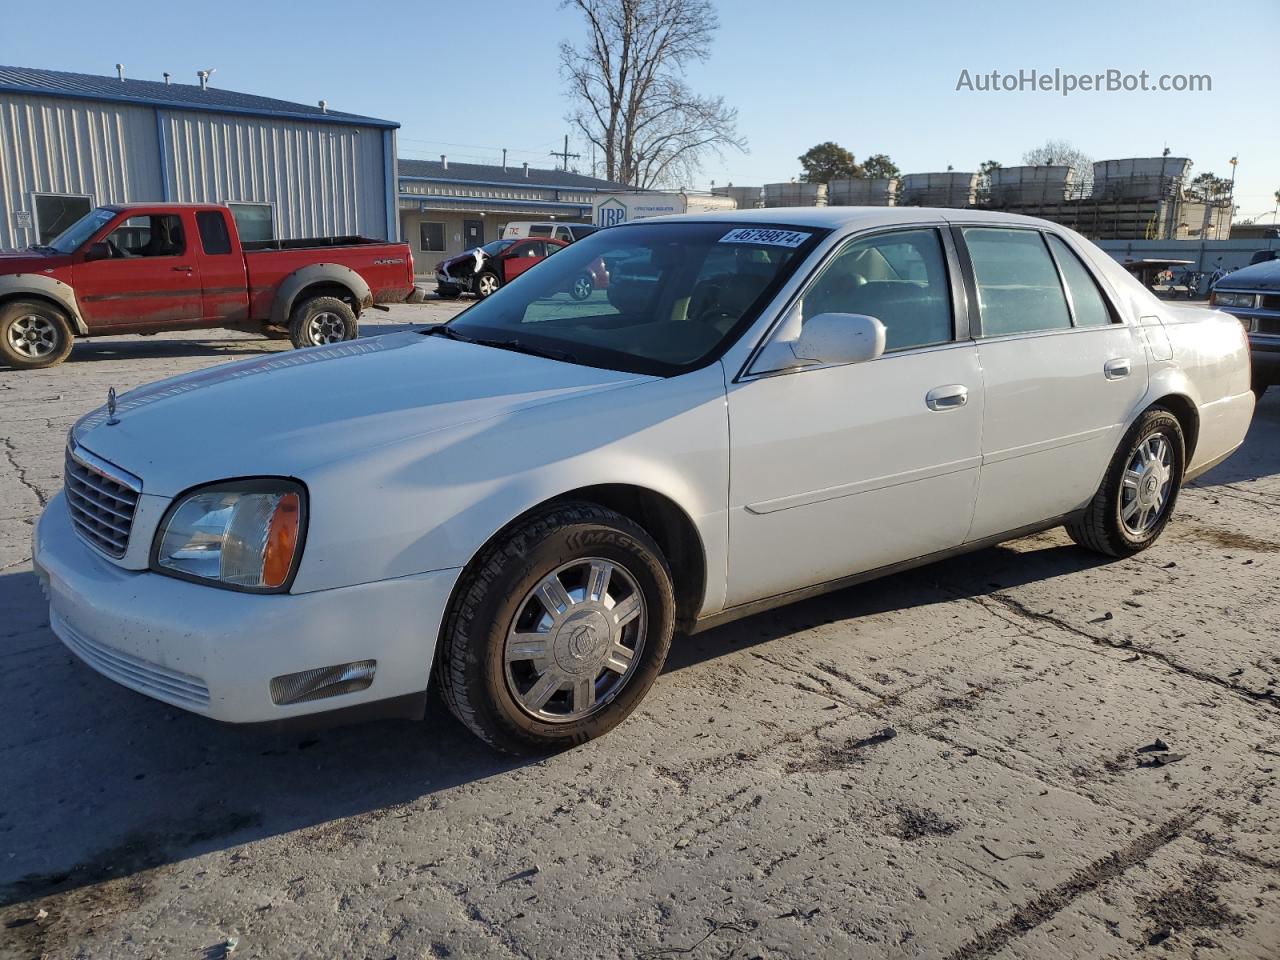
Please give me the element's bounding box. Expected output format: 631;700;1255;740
502;221;599;243
435;237;568;299
1210;257;1280;395
34;208;1253;754
0;203;416;369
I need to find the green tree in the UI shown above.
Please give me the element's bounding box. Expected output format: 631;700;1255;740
798;142;861;183
976;160;1002;203
860;153;900;180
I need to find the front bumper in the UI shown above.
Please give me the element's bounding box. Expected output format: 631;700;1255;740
33;492;461;723
1249;335;1280;382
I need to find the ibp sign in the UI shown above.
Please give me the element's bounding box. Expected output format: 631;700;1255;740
595;198;627;227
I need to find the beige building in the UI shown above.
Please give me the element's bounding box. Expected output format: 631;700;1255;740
398;158;625;274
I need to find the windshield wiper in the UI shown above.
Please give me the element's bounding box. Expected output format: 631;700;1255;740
426;325;575;363
424;324;474;342
28;244;55;253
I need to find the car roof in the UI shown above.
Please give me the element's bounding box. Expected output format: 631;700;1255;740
635;205;1059;231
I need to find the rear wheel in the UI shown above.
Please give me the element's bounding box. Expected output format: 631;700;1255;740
1066;408;1185;557
570;273;594;301
436;502;675;754
0;300;74;370
288;296;358;349
475;271;501;299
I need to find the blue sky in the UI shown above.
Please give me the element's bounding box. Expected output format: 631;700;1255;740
6;0;1277;218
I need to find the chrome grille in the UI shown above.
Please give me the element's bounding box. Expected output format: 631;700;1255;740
65;445;141;558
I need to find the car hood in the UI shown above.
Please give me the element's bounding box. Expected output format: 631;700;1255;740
0;249;71;271
438;249;487;275
71;332;651;497
1215;259;1280;292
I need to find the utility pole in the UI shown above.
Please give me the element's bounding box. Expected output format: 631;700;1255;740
550;134;581;172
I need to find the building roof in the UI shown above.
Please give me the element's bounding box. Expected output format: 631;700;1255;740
398;158;627;192
0;64;397;129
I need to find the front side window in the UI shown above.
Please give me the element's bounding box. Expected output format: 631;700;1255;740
520;241;545;258
33;193;93;246
1045;234;1113;327
442;221;825;376
800;228;954;352
105;215;186;258
419;221;445;252
963;227;1071;336
556;227;573;243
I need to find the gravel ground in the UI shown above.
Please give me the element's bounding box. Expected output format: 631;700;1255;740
1;305;1277;959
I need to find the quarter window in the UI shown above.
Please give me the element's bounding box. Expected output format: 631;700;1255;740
1046;234;1113;326
963;228;1072;336
800;228;954;352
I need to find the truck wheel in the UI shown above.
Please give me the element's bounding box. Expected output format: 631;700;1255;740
0;300;75;370
1066;408;1185;558
475;272;501;299
288;296;358;349
436;501;675;754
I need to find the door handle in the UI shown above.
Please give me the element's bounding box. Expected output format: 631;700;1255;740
172;265;193;272
925;384;968;411
1104;358;1131;380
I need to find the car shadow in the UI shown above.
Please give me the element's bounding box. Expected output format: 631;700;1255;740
0;532;1110;910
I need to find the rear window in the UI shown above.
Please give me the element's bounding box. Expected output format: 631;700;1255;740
197;211;232;255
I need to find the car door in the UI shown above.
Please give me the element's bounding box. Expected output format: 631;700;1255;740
73;211;203;330
956;225;1149;541
503;240;546;282
194;209;249;325
725;226;985;607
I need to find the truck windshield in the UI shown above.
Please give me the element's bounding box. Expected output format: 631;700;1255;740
441;221;826;377
48;208;116;254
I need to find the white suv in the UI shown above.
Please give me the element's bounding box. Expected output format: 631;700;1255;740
502;221;598;243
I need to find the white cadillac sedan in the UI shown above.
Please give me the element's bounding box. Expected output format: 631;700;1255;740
33;208;1254;753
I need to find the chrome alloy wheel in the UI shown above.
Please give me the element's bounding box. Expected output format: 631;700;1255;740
7;314;58;358
1120;434;1174;536
503;558;647;723
477;274;499;296
306;311;348;344
571;274;593;299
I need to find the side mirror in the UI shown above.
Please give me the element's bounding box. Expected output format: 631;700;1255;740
83;242;111;262
791;313;887;366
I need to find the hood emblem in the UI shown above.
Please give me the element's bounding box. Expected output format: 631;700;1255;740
106;387;120;426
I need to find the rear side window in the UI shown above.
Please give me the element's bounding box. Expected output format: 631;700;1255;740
963;228;1071;336
529;225;553;237
196;211;232;255
801;228;954;352
1045;234;1113;326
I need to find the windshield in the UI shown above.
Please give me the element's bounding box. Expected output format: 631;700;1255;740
480;239;516;256
48;207;117;254
441;221;826;376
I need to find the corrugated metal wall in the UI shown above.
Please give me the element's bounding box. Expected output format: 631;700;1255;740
161;110;387;240
0;94;163;249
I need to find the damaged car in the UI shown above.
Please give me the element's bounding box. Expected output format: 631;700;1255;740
435;237;567;299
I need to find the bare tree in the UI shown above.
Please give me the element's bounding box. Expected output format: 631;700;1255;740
1022;139;1093;198
559;0;746;189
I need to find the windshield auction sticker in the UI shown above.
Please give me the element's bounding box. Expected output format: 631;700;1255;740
719;228;811;248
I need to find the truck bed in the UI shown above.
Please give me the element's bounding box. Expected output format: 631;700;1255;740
242;236;389;252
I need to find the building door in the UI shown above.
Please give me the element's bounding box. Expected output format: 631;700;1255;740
463;219;484;250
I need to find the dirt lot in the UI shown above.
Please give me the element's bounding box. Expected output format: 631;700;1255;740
1;307;1277;959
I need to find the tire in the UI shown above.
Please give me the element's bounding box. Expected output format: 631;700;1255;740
288;296;358;349
436;501;675;754
0;300;74;370
1066;408;1185;558
436;285;462;300
570;273;594;301
475;271;501;299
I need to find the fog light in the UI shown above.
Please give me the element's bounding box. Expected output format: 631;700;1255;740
270;660;376;705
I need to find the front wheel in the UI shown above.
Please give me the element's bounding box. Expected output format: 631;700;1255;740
1066;408;1185;557
288;296;358;349
436;502;675;754
475;271;501;299
0;300;74;370
570;273;594;301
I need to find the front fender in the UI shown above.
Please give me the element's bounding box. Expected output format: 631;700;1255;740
271;263;373;327
0;274;88;334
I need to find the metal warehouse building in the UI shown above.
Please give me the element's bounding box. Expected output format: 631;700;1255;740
0;65;399;251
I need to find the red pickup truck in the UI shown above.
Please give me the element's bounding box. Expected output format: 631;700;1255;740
0;203;415;369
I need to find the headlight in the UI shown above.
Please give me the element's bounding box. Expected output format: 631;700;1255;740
1212;292;1256;308
153;479;306;592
